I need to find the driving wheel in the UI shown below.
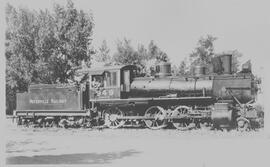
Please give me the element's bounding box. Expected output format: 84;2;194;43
144;106;167;130
171;106;193;130
103;107;125;129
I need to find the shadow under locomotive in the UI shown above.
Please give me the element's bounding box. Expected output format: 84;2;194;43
6;149;140;164
13;54;263;131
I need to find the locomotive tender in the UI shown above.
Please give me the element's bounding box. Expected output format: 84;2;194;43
14;54;262;131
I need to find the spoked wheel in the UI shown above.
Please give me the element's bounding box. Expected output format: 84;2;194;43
144;106;167;130
103;107;125;129
237;117;250;132
171;106;193;130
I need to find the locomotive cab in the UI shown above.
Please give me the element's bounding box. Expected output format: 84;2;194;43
81;65;137;100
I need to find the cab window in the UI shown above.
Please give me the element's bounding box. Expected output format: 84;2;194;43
104;71;117;87
91;71;118;88
91;75;104;88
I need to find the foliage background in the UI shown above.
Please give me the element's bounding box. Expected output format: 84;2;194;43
5;0;94;114
5;0;244;115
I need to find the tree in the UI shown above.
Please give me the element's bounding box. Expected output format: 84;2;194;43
113;38;151;69
148;40;169;63
171;65;179;76
112;39;169;75
94;40;111;65
178;59;189;75
5;0;94;114
50;0;94;83
6;0;94;85
189;35;217;66
171;58;191;76
5;4;40;115
113;38;137;65
6;4;38;90
176;34;245;75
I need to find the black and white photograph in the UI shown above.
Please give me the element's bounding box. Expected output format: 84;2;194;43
2;0;270;166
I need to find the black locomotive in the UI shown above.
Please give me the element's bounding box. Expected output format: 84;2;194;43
14;54;263;131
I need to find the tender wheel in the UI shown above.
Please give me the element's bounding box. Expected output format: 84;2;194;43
17;117;22;125
103;107;125;129
144;106;167;130
237;117;250;132
171;106;193;130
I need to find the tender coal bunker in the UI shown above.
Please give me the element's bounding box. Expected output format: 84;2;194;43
16;84;82;111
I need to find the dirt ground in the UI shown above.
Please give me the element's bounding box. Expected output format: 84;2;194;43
5;118;270;167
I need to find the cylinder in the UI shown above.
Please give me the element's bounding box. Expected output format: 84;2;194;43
220;54;232;74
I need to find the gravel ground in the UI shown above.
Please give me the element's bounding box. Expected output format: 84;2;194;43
5;118;270;167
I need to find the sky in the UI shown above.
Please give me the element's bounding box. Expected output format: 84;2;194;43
4;0;270;75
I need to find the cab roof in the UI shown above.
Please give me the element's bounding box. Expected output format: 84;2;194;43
77;65;137;75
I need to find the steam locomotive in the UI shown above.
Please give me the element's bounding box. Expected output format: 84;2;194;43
14;54;263;131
